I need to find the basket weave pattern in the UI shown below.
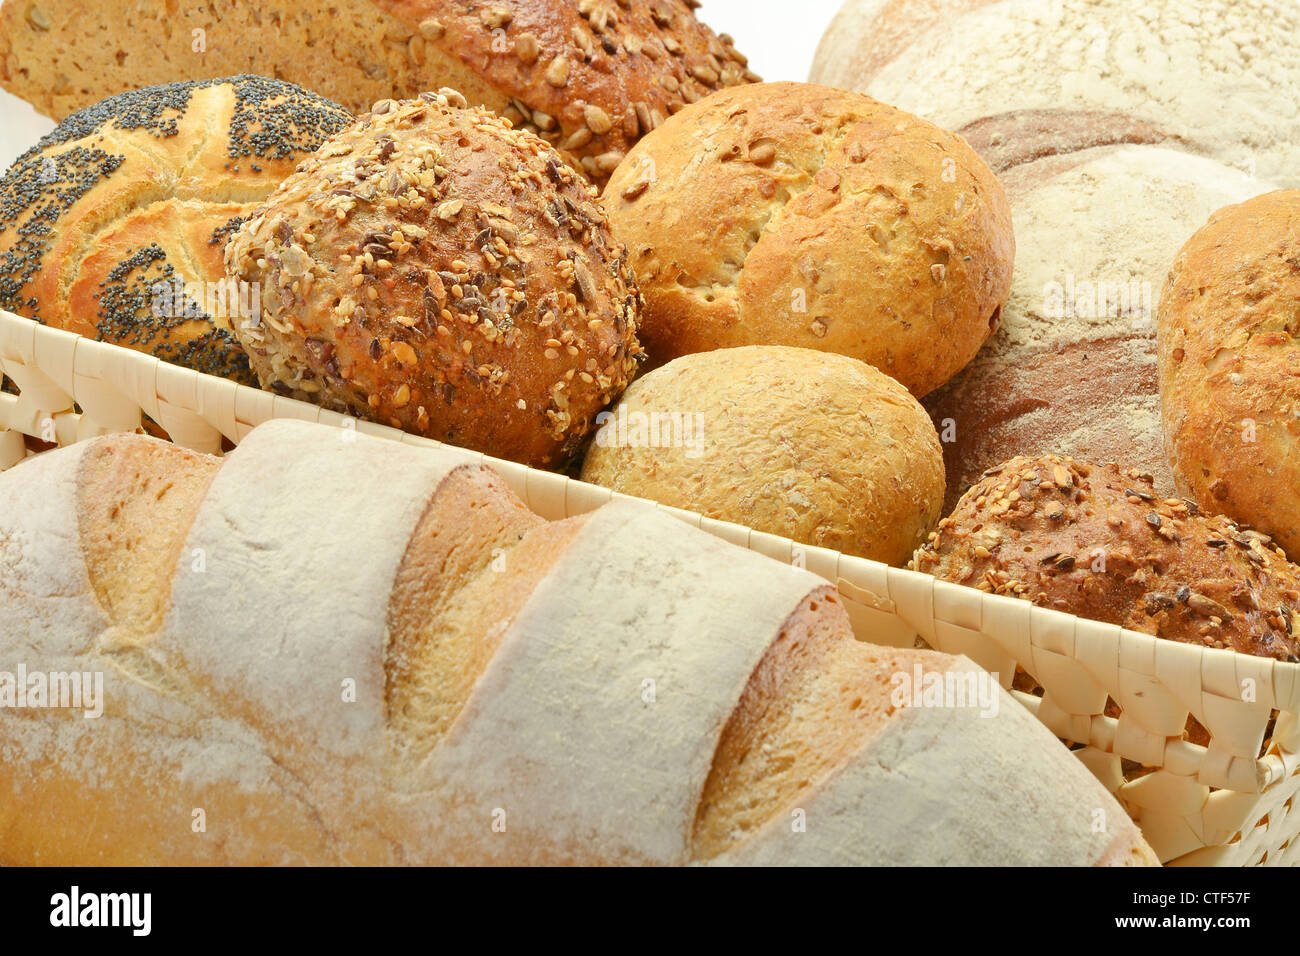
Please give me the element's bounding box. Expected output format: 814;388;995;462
2;309;1298;866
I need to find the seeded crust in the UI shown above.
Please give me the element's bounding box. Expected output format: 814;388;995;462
912;455;1300;662
579;345;945;565
600;82;1014;396
0;76;351;384
226;90;642;469
0;0;757;185
1158;190;1300;562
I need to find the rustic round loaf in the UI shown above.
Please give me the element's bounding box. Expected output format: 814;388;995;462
923;144;1270;513
599;82;1014;396
1158;190;1300;560
0;75;351;384
579;345;944;565
811;0;1300;188
0;0;758;184
226;89;642;469
912;455;1300;662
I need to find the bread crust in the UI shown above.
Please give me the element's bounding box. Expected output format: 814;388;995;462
0;0;757;184
913;454;1300;662
1158;189;1300;560
226;90;642;469
601;82;1014;396
0;76;352;384
579;345;945;564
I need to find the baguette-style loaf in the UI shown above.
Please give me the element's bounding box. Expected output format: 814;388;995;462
0;419;1156;865
1158;190;1300;562
0;76;351;385
0;0;758;183
810;0;1300;189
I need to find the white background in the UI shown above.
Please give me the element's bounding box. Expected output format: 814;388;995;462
0;0;845;168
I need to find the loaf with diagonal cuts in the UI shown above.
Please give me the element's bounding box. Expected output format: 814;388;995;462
0;419;1156;865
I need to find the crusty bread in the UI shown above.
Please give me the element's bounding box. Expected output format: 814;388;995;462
923;144;1270;513
579;345;944;565
810;0;1300;188
912;454;1300;662
599;82;1014;396
225;89;642;470
0;76;351;385
1158;190;1300;561
0;418;1156;865
0;0;758;184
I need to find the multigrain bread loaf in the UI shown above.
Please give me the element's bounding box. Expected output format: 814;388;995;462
911;455;1300;662
810;0;1300;189
0;76;351;385
580;346;944;565
923;144;1269;513
0;418;1157;866
600;82;1014;394
1158;190;1300;561
226;90;642;469
0;0;757;184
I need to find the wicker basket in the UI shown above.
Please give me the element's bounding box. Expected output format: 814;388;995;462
3;307;1298;866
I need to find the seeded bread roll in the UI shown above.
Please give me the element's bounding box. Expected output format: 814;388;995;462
0;0;757;184
922;144;1270;514
226;90;642;469
811;0;1300;189
912;455;1300;662
1158;190;1300;561
580;346;945;565
0;76;351;384
600;82;1014;396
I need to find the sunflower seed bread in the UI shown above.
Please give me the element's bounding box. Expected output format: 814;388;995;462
0;0;758;184
0;75;351;384
225;89;642;469
912;454;1300;662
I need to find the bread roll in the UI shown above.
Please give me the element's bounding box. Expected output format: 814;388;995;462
1158;190;1300;560
580;346;944;565
924;144;1271;513
912;454;1300;662
0;0;758;184
811;0;1300;188
225;90;642;470
0;76;351;385
600;82;1014;396
0;418;1156;865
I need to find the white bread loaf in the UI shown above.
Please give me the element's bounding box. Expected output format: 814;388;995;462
923;144;1272;512
811;0;1300;188
0;419;1156;865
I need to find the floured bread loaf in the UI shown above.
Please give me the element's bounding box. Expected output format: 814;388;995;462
924;144;1270;512
0;418;1156;866
811;0;1300;188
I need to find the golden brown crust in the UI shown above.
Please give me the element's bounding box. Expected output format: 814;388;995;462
579;345;945;564
374;0;757;181
0;77;352;384
956;109;1177;175
226;90;643;469
601;82;1014;396
912;454;1300;661
1158;189;1300;560
0;0;756;184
